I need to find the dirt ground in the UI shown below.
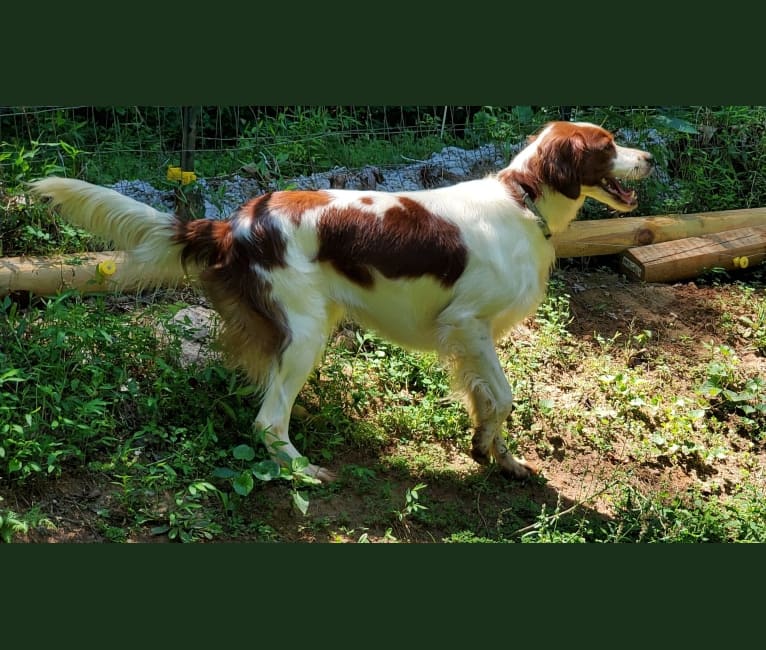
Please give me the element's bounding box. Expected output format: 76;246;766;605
6;262;766;543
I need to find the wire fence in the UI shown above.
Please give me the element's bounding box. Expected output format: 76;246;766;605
2;105;766;216
0;105;657;180
1;105;494;174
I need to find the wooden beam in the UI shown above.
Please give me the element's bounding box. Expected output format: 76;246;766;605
0;252;131;296
619;225;766;282
551;208;766;258
3;207;766;296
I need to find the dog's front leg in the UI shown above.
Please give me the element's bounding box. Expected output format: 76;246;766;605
438;318;535;480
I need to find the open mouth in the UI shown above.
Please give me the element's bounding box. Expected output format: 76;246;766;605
600;176;637;206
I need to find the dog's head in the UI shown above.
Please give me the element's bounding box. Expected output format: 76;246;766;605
514;121;655;213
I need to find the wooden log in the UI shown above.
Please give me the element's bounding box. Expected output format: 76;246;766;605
551;207;766;258
0;252;130;296
619;225;766;282
2;207;766;296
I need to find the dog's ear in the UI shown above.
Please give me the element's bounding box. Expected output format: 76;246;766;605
539;132;586;199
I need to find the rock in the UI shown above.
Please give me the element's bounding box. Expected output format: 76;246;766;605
107;142;514;219
171;305;216;341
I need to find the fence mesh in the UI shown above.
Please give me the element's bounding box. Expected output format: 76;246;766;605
2;105;765;218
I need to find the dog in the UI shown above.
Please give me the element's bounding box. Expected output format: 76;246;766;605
30;121;654;484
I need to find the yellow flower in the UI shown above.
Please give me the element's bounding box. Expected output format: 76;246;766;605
97;260;117;276
167;166;183;181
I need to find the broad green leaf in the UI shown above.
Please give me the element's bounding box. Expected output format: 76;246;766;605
193;481;217;494
512;106;533;124
233;471;254;496
211;467;237;479
291;456;310;472
700;383;721;398
232;444;256;461
538;398;554;412
293;491;310;516
253;460;281;481
218;402;237;420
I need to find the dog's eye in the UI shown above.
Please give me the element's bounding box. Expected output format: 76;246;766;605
589;135;613;152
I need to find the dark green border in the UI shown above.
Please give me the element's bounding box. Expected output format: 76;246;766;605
4;544;765;643
5;5;764;104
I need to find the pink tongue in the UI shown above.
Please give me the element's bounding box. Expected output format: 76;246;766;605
611;178;635;202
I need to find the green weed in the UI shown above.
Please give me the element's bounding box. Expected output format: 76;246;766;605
699;344;766;439
605;484;766;542
0;500;55;543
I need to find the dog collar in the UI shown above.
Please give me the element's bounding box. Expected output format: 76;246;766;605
522;192;552;239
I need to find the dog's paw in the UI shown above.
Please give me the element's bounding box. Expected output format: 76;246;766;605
498;457;538;481
492;441;538;481
308;464;337;484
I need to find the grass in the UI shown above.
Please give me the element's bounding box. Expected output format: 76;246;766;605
1;105;766;543
2;274;764;543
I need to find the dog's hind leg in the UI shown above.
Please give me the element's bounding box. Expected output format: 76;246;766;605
254;312;337;483
438;318;535;480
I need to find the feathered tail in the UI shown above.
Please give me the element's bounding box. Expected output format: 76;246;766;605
29;177;191;289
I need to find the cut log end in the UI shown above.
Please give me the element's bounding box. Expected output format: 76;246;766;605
620;225;766;283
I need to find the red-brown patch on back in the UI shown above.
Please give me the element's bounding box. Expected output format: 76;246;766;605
316;196;467;288
265;189;332;225
236;195;289;270
177;197;288;271
174;219;234;269
360;196;373;205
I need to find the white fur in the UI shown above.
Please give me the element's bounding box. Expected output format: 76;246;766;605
28;177;185;288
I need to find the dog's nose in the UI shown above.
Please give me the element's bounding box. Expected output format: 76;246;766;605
640;152;655;175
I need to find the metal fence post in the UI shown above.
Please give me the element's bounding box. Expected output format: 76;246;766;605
174;106;204;221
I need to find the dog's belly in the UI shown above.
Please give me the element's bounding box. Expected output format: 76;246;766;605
352;309;439;350
334;276;452;351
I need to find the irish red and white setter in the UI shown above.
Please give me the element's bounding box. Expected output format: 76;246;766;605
31;121;654;483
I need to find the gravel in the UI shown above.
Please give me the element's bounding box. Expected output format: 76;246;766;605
108;142;517;219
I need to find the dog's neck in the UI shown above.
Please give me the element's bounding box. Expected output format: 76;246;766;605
533;188;586;235
498;168;585;237
520;190;552;238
